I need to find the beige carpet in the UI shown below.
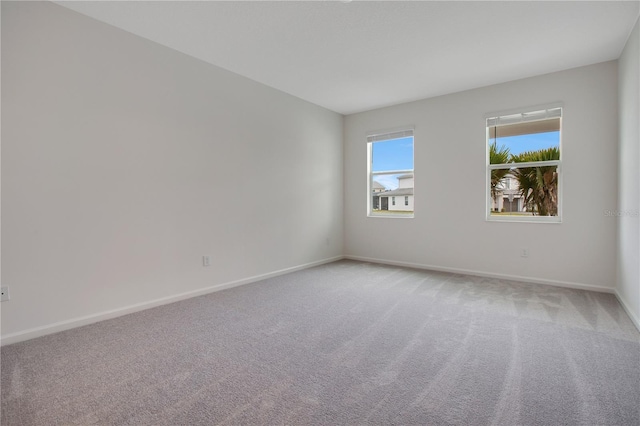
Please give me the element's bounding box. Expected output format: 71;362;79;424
2;260;639;425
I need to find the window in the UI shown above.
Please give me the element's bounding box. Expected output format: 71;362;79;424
487;106;561;222
367;128;414;217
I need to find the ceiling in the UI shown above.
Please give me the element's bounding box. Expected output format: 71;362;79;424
55;1;640;115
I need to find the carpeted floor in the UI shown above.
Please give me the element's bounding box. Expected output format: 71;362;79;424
2;260;639;425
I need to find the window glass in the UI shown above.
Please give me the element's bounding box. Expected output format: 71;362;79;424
487;108;561;221
368;130;414;217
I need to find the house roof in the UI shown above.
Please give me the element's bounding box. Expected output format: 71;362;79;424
372;181;386;190
376;188;413;197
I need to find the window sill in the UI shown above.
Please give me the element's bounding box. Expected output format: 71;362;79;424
486;215;561;224
368;213;414;219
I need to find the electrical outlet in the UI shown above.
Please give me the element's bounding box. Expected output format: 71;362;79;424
1;286;9;302
521;248;530;258
203;255;212;267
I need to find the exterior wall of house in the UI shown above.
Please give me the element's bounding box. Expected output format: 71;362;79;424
492;175;523;213
398;176;414;189
402;195;415;212
495;196;522;213
383;195;414;212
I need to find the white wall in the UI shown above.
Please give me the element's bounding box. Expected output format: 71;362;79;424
617;17;640;327
1;2;343;342
345;62;619;291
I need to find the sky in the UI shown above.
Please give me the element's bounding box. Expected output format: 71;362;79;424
371;136;413;190
372;137;414;172
374;174;404;190
492;131;560;156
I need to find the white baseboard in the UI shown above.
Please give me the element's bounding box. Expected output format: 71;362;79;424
614;290;640;332
345;255;640;332
5;255;632;346
344;255;616;294
0;256;344;346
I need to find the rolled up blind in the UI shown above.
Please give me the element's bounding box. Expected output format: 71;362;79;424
367;128;414;143
487;108;561;138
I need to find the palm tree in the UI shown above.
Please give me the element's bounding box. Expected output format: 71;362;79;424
489;141;510;210
511;147;559;216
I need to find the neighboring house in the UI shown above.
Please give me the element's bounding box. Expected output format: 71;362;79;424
373;174;414;212
371;181;386;209
372;181;386;193
492;174;523;212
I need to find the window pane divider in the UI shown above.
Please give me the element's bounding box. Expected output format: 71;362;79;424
489;160;559;170
371;169;414;176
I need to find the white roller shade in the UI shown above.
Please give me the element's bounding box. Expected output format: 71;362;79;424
367;128;414;143
487;108;561;138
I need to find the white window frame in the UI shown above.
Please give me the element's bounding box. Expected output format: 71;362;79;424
367;127;414;218
486;105;563;223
